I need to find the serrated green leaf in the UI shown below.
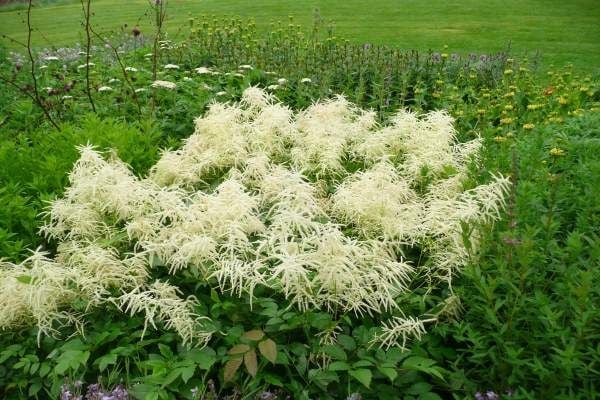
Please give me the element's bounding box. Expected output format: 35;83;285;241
244;349;258;377
180;365;195;383
402;356;445;380
187;347;216;370
223;356;243;382
322;345;346;361
242;329;265;341
38;362;50;377
353;360;374;368
228;344;250;355
328;361;350;371
28;382;42;397
377;366;398;382
54;360;70;375
349;368;372;388
258;339;277;363
96;353;118;372
407;382;432;395
337;334;356;351
158;344;173;359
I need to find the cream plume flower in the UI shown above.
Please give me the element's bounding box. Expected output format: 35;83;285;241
2;88;509;350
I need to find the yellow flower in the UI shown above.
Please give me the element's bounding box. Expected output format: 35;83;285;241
477;109;486;115
506;131;515;138
523;123;535;130
549;147;565;156
547;173;559;182
504;69;514;75
494;136;507;143
504;105;514;111
441;53;449;59
558;97;568;105
504;92;515;98
500;117;514;125
482;93;491;98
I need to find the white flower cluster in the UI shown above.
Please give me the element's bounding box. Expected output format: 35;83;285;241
0;87;509;349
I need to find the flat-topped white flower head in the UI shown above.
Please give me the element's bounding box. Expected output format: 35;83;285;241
151;80;177;90
195;66;211;74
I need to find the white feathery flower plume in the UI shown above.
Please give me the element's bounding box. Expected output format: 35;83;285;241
2;87;509;350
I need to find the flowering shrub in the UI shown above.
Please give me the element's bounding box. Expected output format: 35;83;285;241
1;88;508;353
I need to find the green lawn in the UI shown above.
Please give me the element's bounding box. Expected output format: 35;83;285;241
1;0;599;72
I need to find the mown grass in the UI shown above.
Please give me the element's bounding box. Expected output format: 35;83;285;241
1;0;599;72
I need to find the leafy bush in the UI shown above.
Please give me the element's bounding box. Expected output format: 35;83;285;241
0;116;164;262
439;113;600;399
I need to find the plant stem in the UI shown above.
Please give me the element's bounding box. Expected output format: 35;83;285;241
26;0;59;130
81;0;96;112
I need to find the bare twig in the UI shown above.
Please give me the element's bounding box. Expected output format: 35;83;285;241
80;0;96;112
25;0;59;130
89;26;143;120
1;33;28;49
149;0;167;111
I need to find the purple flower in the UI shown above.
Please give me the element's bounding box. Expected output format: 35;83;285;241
259;391;276;400
110;384;128;400
486;391;499;400
85;383;103;400
475;392;485;400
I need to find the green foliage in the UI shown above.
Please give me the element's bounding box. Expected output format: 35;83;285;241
1;0;600;70
438;113;600;399
0;14;599;400
0;116;163;261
